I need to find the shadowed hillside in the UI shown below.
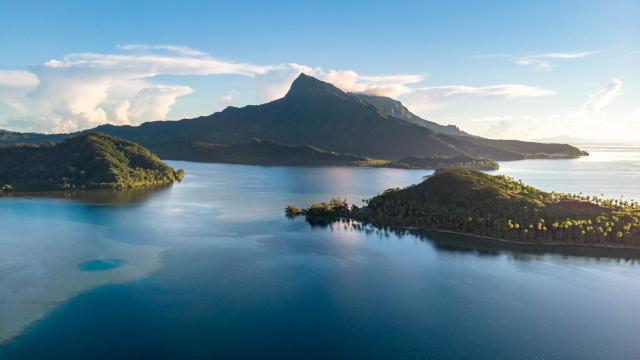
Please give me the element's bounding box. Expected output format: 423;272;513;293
0;133;184;191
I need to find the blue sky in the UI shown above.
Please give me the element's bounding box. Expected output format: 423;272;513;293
0;0;638;142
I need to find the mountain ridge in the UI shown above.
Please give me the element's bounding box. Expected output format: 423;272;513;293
0;73;587;163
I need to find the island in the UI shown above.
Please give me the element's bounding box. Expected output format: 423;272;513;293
286;169;640;248
387;155;499;170
0;132;184;192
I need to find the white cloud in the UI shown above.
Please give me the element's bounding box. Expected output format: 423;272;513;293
458;79;633;142
44;51;273;77
0;45;279;132
128;85;193;122
472;51;597;71
324;70;424;97
418;84;554;98
400;83;554;113
254;63;323;101
583;78;623;113
0;71;40;111
218;90;238;106
515;51;596;71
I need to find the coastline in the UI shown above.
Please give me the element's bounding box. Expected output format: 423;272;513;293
387;225;640;258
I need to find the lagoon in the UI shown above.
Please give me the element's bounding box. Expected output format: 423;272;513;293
1;146;639;359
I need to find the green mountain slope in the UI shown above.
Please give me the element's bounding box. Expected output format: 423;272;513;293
0;133;184;191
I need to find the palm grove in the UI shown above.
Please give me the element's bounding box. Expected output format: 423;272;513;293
288;169;640;247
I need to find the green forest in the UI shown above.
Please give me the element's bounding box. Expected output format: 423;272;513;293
0;132;184;191
288;169;640;247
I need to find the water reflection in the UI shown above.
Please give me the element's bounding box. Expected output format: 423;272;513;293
5;184;173;205
300;218;640;262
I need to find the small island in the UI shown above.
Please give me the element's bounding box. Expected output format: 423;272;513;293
387;155;499;171
286;169;640;249
0;132;184;192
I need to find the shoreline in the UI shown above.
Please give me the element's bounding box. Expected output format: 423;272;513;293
380;225;640;258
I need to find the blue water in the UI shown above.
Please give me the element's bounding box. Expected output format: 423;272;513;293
1;146;639;359
78;259;125;272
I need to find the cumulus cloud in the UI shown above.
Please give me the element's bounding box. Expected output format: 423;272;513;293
0;45;280;132
0;71;40;111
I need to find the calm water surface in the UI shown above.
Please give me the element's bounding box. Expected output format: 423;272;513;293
1;146;639;359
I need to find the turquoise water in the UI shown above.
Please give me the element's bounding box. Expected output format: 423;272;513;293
1;146;639;359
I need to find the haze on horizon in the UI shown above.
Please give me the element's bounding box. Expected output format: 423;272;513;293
0;0;638;144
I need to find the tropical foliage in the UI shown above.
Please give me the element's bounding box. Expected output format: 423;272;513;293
286;198;350;225
389;155;499;171
288;169;640;247
0;132;184;191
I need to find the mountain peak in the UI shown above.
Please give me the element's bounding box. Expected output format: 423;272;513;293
284;73;348;99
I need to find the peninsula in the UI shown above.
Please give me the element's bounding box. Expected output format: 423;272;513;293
287;169;640;248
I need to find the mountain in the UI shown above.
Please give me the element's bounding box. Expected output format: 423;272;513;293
351;93;470;136
0;132;184;191
0;74;587;163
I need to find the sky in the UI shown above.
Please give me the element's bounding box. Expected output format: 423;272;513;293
0;0;638;143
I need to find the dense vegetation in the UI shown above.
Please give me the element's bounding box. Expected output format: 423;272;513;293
0;132;184;191
0;74;586;163
288;169;640;247
388;155;499;170
0;129;67;145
